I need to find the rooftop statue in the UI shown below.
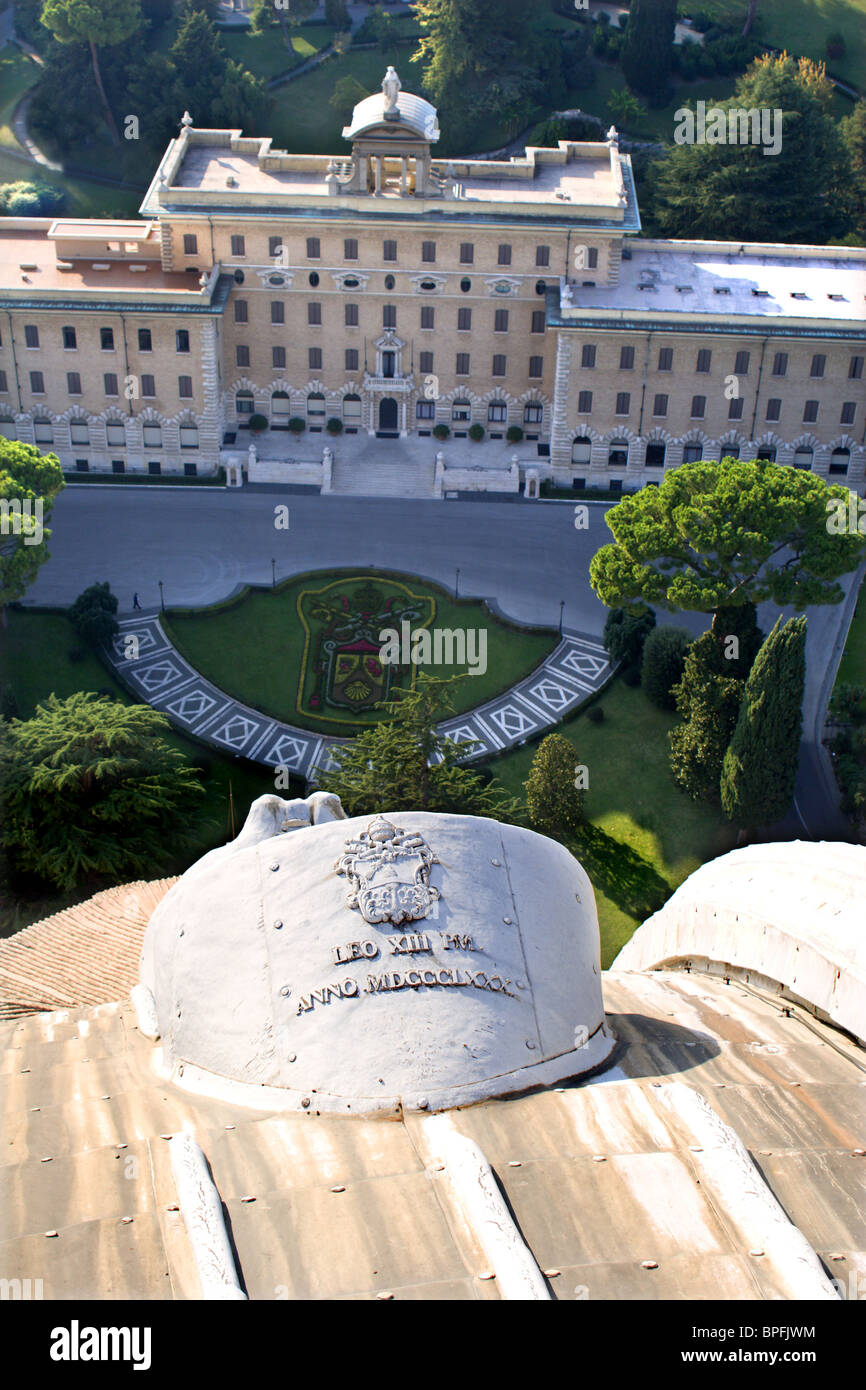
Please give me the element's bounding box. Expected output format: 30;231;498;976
382;65;402;115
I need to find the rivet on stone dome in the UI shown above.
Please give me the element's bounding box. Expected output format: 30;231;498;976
280;986;291;997
288;1053;297;1063
490;859;501;866
273;920;283;930
503;917;512;925
525;1040;537;1049
749;1249;765;1257
301;1097;311;1108
269;863;279;872
641;1260;659;1270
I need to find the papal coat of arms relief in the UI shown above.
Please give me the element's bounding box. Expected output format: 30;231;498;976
335;817;440;927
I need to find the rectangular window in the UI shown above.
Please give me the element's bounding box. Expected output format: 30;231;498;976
421;240;436;263
345;303;359;327
175;329;190;353
184;462;197;477
536;245;550;267
416;400;435;420
492;354;506;377
658;347;673;372
183;234;197;256
138;328;152;352
236;345;250;367
273;346;286;369
308;302;322;325
269;236;284;259
231;234;245;257
345;348;358;371
344;238;358;260
810;353;826;378
270;301;284;325
309;347;322;370
531;310;546;334
100;327;115;351
803;399;819;423
383;239;397;262
420;306;435;330
728;397;744;420
497;244;512;266
620;345;635;370
67;371;81;395
383;305;396;329
494;309;509;333
456;353;470;375
457;307;472;331
578;390;592;414
691;394;706;418
419;351;434;374
178;375;193;398
772;351;788;377
148;460;161;475
75;459;89;472
581;344;596;369
0;371;7;393
734;350;750;375
104;373;118;396
653;393;669;417
587;248;599;269
234;300;248;324
141;374;155;397
849;355;864;379
615;391;630;415
112;459;125;474
528;356;543;379
460;243;474;264
24;325;39;349
306;237;320;259
696;348;712;373
841;401;856;425
62;326;77;350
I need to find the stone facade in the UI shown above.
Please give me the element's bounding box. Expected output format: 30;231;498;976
0;71;863;490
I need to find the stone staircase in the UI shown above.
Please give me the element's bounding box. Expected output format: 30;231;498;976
329;452;437;498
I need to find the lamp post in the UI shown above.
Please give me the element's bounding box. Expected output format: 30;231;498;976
159;580;165;614
559;599;565;636
455;566;460;598
271;557;276;590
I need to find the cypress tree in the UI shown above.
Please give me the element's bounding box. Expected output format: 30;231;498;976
669;632;743;803
621;0;677;107
524;732;585;840
721;616;807;827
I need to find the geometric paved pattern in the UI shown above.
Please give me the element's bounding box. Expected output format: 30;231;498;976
105;616;610;779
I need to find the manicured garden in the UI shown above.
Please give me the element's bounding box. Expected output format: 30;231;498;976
680;0;866;88
162;570;558;738
836;579;866;687
492;678;736;965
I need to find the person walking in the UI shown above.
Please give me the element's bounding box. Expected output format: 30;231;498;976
132;592;142;610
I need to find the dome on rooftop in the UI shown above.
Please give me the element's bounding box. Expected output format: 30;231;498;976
137;795;613;1115
342;66;440;142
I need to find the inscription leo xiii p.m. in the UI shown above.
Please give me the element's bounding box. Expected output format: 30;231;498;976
335;817;440;927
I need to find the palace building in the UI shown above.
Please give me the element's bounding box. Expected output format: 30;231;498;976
0;67;863;494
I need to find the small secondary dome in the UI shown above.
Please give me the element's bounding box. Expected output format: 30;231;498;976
343;67;440;142
138;795;614;1114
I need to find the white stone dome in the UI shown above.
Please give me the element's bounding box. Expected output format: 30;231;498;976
138;796;614;1115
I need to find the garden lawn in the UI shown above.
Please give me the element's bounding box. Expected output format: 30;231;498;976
221;25;337;80
679;0;866;89
492;679;736;965
0;47;40;150
268;46;420;153
162;572;558;738
0;610;274;935
836;578;866;687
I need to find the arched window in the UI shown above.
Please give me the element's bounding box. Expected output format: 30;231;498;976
236;389;253;416
0;415;16;440
720;441;740;460
342;392;361;422
524;403;543;425
105;418;126;447
757;445;776;462
143;423;162;448
69;419;89;446
645;442;666;468
488;400;507;424
271;390;290;420
571;434;592;465
608;438;629;467
452;398;471;422
179;422;199;449
682;443;702;463
307;391;325;417
830;447;850;475
34;418;53;444
793;446;813;470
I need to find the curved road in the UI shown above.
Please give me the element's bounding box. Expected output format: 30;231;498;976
25;485;859;841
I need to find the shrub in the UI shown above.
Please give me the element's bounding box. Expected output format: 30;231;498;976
524;732;585;839
641;625;692;710
603;604;656;669
829;683;866;723
0;180;66;217
586;704;604;724
69;582;119;650
432;423;450;440
468;423;485;442
248;414;268;432
506;425;524;443
326;417;343;434
288;417;306;433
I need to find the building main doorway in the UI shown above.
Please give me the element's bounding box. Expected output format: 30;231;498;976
377;397;399;437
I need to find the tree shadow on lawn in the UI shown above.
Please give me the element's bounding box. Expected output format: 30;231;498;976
573;822;672;922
